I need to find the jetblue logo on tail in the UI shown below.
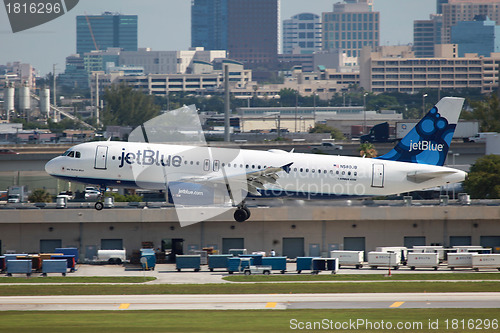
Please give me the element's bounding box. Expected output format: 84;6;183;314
377;97;464;166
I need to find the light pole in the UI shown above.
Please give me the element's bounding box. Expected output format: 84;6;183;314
363;93;368;135
422;93;428;117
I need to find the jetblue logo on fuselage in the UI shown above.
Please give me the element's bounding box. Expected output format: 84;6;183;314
118;148;182;168
408;140;443;153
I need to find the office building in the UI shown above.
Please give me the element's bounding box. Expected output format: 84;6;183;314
283;13;322;54
451;17;500;57
322;0;380;58
191;0;228;51
76;12;138;54
413;14;443;58
442;0;500;43
359;45;500;94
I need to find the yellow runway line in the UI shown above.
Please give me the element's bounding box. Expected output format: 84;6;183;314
118;303;130;309
265;302;277;308
389;301;405;308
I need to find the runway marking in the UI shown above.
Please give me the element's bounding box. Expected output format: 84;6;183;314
118;303;130;309
265;302;277;308
389;302;405;308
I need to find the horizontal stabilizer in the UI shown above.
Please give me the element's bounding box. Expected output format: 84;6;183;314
407;170;457;183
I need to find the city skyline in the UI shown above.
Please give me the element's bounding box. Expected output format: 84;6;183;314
0;0;434;75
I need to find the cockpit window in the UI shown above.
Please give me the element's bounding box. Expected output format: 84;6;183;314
68;151;75;158
62;150;71;156
75;151;81;158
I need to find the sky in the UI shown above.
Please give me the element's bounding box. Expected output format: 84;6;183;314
0;0;435;76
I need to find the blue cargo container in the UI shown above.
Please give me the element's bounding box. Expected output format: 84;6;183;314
296;257;315;273
176;255;201;272
239;254;262;265
6;260;32;276
208;255;232;271
262;257;287;273
42;260;67;276
227;257;252;274
140;249;156;270
51;255;76;272
55;248;79;263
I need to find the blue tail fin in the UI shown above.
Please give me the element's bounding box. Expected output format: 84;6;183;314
376;97;465;166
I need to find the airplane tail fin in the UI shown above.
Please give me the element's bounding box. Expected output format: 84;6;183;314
376;97;465;166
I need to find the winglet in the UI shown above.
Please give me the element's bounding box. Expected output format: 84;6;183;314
281;162;293;174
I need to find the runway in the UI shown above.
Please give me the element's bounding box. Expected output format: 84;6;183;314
1;292;500;311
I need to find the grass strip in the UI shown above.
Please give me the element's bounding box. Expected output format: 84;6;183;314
0;276;156;284
223;272;500;282
1;281;500;296
0;309;499;333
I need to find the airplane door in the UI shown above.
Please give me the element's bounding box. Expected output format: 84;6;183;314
371;163;384;188
94;146;108;170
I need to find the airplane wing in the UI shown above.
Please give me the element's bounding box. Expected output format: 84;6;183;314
179;162;293;196
406;170;457;183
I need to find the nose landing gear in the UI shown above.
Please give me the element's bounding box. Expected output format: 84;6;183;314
234;205;251;222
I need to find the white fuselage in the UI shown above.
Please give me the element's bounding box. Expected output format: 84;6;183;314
45;141;466;198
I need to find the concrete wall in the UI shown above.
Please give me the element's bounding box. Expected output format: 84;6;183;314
1;205;499;259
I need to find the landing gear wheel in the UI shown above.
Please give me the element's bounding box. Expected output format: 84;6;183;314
242;207;251;219
234;208;249;222
95;202;104;211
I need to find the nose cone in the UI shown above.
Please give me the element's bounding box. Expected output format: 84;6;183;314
45;157;59;175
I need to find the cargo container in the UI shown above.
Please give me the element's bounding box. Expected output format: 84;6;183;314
140;249;156;270
51;255;76;272
296;257;317;274
312;258;339;274
261;256;287;273
191;250;208;265
6;259;32;276
55;248;79;263
368;252;401;269
471;254;500;271
376;247;408;264
239;254;262;265
228;249;247;256
97;249;126;264
42;259;67;276
330;250;364;269
411;246;448;262
208;254;232;271
447;253;473;270
407;253;439;270
16;255;42;271
453;246;491;254
176;255;201;272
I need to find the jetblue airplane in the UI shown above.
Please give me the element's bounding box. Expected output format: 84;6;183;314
45;97;466;223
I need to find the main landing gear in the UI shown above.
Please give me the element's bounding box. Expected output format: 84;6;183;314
234;204;251;223
94;186;105;211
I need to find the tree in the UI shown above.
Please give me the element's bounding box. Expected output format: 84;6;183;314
465;94;500;132
28;189;52;203
309;123;345;141
463;155;500;199
358;142;377;158
102;84;160;127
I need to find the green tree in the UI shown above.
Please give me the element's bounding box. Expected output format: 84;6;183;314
28;189;52;203
465;94;500;132
278;88;298;107
102;84;160;127
358;142;378;158
464;155;500;199
309;123;345;141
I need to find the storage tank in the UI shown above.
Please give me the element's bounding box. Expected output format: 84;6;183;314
39;88;50;115
19;85;31;110
5;86;15;112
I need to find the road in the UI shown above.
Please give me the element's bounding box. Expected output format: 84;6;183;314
1;293;499;311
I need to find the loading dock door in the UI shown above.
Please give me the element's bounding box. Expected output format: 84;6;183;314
101;239;123;250
283;237;305;259
94;146;108;170
40;239;62;253
480;236;500;253
450;236;471;247
344;237;366;260
222;238;244;254
404;236;426;248
371;164;384;188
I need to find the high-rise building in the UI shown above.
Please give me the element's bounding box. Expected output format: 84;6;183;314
451;16;500;57
442;0;500;43
191;0;228;51
436;0;448;14
191;0;279;64
283;13;322;54
322;0;380;58
413;14;442;58
76;12;138;54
